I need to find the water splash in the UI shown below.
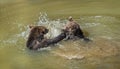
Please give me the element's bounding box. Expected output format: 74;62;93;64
36;12;67;38
1;14;120;60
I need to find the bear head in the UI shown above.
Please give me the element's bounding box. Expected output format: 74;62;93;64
29;25;49;39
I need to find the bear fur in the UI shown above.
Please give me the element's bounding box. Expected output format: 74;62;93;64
26;17;90;50
63;16;90;41
26;25;66;50
26;25;49;49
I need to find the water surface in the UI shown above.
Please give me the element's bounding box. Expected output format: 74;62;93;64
0;0;120;69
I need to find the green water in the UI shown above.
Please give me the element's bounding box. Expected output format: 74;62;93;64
0;0;120;69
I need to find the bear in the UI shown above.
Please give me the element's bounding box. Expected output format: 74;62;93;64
26;25;49;49
26;25;66;50
63;16;90;41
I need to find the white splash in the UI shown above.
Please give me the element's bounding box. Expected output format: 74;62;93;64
36;12;66;38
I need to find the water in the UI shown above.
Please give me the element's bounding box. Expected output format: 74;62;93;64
0;0;120;69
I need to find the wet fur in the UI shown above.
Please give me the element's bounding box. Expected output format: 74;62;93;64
26;17;90;50
63;18;90;41
26;26;49;49
26;26;66;50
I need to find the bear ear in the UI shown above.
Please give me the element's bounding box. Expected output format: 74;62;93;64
68;16;73;21
29;25;34;29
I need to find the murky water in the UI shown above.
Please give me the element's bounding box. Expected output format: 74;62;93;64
0;0;120;69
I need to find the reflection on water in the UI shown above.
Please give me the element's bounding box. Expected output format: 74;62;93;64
0;0;120;69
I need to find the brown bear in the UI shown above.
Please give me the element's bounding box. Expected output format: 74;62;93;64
26;25;49;49
26;25;66;50
63;16;90;41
